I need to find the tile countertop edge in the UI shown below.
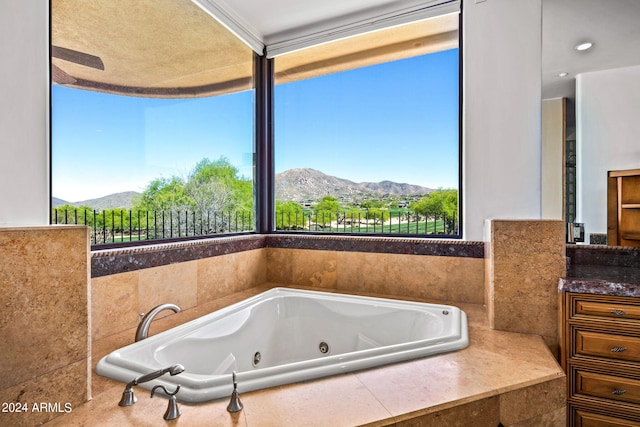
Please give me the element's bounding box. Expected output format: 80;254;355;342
559;277;640;298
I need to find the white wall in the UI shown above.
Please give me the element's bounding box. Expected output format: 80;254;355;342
463;0;543;241
576;64;640;240
541;98;564;220
0;1;50;226
0;0;543;239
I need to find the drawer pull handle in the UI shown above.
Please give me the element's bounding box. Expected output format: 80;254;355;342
611;346;628;353
612;389;627;396
611;309;627;316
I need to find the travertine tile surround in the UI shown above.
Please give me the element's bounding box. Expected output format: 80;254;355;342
485;220;566;356
46;286;566;427
267;248;484;303
1;226;569;425
0;226;90;427
91;249;267;341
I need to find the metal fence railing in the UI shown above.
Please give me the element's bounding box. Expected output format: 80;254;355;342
51;207;458;245
51;208;254;245
274;209;457;235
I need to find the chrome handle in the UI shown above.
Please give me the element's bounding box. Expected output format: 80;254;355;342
612;388;627;396
611;309;627;316
611;346;628;353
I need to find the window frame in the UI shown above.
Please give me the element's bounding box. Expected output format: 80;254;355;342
265;14;463;239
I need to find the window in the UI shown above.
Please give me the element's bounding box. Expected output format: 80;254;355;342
273;15;461;236
51;0;255;245
51;1;461;245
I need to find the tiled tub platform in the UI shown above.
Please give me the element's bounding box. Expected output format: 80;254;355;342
47;285;565;427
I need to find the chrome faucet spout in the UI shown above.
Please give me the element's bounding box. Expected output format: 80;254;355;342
135;303;181;341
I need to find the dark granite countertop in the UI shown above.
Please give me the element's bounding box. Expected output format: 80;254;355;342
560;245;640;297
560;266;640;297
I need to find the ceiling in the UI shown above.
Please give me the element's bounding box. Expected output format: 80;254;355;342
51;0;458;97
542;0;640;100
52;0;639;100
51;0;255;98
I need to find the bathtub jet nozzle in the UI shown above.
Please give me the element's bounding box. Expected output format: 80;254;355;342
118;364;185;407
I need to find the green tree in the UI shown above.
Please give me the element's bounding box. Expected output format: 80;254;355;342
185;157;253;213
344;207;365;227
366;207;390;224
411;189;458;233
275;201;305;230
134;177;190;212
133;156;254;235
313;196;342;227
51;204;95;225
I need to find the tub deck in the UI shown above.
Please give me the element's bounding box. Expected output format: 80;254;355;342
45;284;566;426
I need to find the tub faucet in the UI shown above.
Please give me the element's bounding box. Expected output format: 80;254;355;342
151;384;181;420
135;303;181;342
227;371;243;413
118;364;185;407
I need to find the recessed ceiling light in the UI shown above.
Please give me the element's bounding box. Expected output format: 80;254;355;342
558;72;569;77
575;41;593;51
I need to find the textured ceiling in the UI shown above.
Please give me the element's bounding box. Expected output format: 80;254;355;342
51;0;254;97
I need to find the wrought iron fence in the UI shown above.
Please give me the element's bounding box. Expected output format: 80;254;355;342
274;209;457;235
51;207;458;245
51;208;254;245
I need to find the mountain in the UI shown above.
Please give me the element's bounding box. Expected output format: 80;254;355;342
275;168;433;202
52;170;432;210
52;191;140;210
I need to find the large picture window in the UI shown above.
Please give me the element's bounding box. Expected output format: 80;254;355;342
51;1;461;245
274;15;461;236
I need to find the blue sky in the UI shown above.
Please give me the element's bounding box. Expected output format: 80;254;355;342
52;48;459;202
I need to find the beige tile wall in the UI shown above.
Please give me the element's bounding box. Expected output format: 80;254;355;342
267;248;485;304
485;220;566;356
91;249;267;342
0;226;90;426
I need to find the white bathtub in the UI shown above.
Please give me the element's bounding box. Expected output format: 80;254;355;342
96;288;468;403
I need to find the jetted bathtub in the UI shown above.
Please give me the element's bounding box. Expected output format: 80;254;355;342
96;288;469;403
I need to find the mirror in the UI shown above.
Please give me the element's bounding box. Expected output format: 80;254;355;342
541;0;640;246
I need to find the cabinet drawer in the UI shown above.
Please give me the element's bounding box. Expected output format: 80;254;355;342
576;330;640;363
576;370;640;405
576;300;640;322
574;409;640;426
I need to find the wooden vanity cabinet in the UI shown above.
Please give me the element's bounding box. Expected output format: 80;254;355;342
608;168;640;247
561;292;640;426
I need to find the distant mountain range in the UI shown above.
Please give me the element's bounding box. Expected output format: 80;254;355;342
53;169;433;210
52;191;140;210
275;168;433;202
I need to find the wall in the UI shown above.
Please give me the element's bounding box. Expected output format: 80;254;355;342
0;1;50;226
485;219;566;356
267;249;484;303
462;0;543;241
0;226;90;426
0;0;544;240
576;64;640;240
541;98;565;220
